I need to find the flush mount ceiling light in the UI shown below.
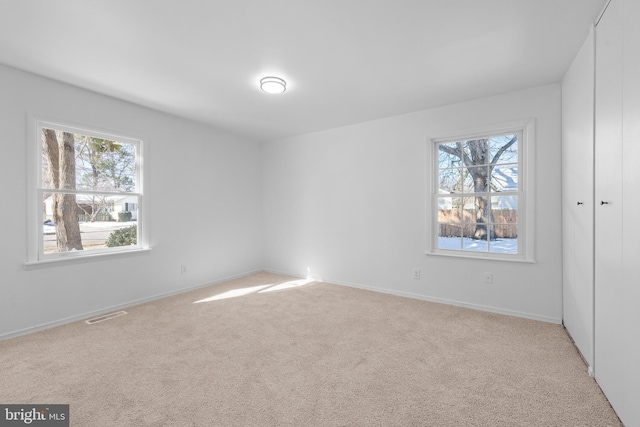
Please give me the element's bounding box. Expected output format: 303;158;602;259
260;76;286;94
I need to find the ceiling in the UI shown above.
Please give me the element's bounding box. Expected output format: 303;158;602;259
0;0;606;142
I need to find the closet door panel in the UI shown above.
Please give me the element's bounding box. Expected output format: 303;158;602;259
594;0;624;414
561;28;595;368
572;29;595;369
622;0;640;422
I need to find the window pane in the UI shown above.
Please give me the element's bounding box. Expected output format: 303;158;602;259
463;139;490;166
489;134;518;164
463;166;490;193
470;195;491;223
493;223;518;239
490;197;518;254
438;197;461;223
438;224;462;250
438;142;462;168
490;225;518;254
491;195;518;237
43;192;139;254
491;195;518;216
41;128;137;192
491;165;518;192
459;197;473;222
439;168;463;193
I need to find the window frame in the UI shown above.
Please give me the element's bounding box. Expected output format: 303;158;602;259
26;115;150;266
426;120;535;262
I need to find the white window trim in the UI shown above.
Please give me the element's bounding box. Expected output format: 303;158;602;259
25;114;150;267
425;119;535;263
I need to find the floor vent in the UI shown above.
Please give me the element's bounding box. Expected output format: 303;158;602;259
85;311;127;325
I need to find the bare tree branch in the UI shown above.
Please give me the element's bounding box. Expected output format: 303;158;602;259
490;135;517;165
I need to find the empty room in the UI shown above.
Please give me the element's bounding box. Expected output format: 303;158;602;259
1;0;638;426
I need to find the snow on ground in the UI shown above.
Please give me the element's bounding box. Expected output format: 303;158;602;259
438;237;518;254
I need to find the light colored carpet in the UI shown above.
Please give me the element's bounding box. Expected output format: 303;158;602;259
0;272;621;426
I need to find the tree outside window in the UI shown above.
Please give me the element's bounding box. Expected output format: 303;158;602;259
38;123;142;258
435;131;521;256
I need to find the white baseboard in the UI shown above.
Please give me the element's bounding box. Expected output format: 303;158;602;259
265;269;562;324
0;269;264;341
334;279;561;324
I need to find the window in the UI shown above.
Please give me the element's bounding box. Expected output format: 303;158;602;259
28;119;147;263
428;122;534;262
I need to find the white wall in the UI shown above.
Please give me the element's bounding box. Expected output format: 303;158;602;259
561;28;595;368
0;64;263;338
0;65;564;338
263;84;563;323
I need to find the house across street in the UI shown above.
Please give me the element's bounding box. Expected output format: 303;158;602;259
43;221;137;252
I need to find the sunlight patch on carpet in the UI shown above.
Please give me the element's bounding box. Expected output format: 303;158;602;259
193;285;272;303
259;278;314;293
193;279;316;303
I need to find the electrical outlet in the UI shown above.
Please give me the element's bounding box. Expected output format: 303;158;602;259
180;265;187;275
413;269;421;280
484;272;493;284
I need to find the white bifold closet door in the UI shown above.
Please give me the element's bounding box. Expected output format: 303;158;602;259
594;0;640;425
594;0;624;417
620;0;640;424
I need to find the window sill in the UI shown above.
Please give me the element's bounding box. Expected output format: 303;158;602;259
24;247;152;270
426;250;535;263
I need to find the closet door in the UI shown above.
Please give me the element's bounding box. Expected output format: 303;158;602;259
561;28;595;369
594;0;624;415
622;0;640;422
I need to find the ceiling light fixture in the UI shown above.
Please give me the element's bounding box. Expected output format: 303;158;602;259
260;76;286;94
